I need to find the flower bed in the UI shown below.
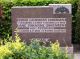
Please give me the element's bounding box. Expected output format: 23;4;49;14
0;34;72;59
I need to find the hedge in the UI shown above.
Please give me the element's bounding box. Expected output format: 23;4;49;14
0;0;79;43
75;0;80;44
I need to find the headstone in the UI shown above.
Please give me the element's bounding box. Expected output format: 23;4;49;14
11;4;73;52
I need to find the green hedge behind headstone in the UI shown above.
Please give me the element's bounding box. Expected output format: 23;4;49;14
75;0;80;44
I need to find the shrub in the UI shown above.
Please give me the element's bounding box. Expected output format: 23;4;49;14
0;34;27;59
0;34;72;59
75;0;80;44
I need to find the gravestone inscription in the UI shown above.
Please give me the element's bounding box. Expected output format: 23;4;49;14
11;4;72;47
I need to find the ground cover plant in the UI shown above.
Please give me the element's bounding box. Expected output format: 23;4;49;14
0;34;73;59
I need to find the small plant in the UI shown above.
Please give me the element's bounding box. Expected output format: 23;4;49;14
0;34;27;59
0;34;72;59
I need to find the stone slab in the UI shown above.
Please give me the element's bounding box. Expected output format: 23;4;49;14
11;4;72;47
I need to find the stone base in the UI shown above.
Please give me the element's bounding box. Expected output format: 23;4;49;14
73;44;80;53
60;46;73;54
74;53;80;59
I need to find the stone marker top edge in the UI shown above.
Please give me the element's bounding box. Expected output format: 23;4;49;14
49;4;72;6
12;4;72;9
12;6;50;9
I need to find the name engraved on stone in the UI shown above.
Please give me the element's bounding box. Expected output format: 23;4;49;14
16;18;66;33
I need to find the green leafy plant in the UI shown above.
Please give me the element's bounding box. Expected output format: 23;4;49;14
0;34;72;59
75;0;80;44
0;34;27;59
